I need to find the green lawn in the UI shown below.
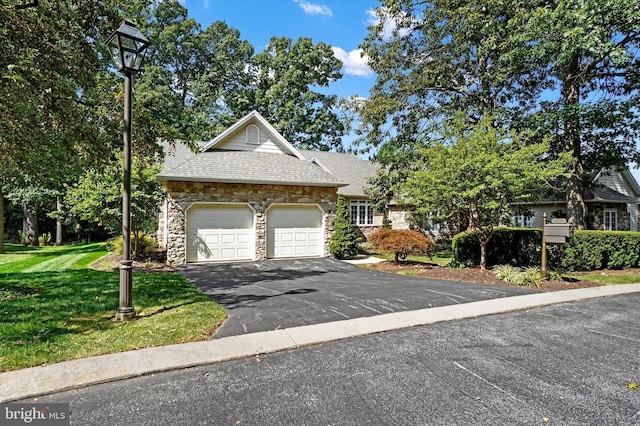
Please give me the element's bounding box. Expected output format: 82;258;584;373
565;272;640;285
0;243;226;372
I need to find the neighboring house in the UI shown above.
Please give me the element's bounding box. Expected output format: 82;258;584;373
156;111;390;265
511;167;640;231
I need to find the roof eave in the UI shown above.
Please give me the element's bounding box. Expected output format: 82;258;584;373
157;175;347;188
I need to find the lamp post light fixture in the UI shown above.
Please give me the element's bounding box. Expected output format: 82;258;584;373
106;20;150;321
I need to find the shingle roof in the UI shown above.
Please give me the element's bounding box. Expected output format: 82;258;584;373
160;140;206;171
299;150;379;197
158;150;346;187
533;185;633;204
585;186;633;203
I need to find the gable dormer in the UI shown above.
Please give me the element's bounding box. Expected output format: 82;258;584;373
201;111;304;159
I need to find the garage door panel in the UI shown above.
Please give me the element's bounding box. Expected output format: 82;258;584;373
187;205;253;262
267;206;323;258
204;234;220;245
237;234;251;244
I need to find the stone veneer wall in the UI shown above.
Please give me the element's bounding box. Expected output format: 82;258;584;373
587;204;631;230
389;206;411;230
161;181;337;265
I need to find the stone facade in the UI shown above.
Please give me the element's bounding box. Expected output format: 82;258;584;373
587;203;631;231
158;181;337;265
389;206;412;230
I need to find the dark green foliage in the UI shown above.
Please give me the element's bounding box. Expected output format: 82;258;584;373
452;228;543;268
452;228;640;271
382;215;392;229
433;238;453;253
561;231;640;271
329;195;359;259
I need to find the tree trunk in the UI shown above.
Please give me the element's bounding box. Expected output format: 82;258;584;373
477;228;492;271
479;240;488;271
566;161;586;229
22;203;39;246
133;229;140;260
55;196;63;246
562;55;586;229
0;187;5;254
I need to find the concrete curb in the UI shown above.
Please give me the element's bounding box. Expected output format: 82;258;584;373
2;283;640;402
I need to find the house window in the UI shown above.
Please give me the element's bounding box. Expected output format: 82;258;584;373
424;212;443;233
350;200;374;226
513;213;534;228
603;209;618;231
246;125;260;145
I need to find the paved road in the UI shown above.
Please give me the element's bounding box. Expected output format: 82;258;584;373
178;258;536;337
31;293;640;425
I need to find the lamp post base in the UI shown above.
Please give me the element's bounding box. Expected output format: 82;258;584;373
116;259;135;321
115;308;136;321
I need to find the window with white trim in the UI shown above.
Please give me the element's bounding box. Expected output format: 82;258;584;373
603;209;618;231
246;124;260;144
350;200;374;226
424;212;443;233
513;213;534;228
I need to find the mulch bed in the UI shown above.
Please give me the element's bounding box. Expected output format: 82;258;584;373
363;261;604;292
92;252;175;273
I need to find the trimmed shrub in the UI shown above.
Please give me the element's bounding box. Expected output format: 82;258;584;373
453;228;640;271
110;233;157;260
561;231;640;271
369;229;432;263
329;194;360;259
452;228;542;268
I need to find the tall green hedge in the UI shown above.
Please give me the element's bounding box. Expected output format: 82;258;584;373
452;228;640;271
452;228;542;268
561;231;640;270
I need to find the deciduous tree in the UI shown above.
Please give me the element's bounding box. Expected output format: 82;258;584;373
359;0;640;229
251;37;346;151
400;114;566;270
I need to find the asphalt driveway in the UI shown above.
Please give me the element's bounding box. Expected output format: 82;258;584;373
178;258;537;338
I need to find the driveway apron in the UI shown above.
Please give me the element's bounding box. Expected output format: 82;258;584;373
178;258;537;338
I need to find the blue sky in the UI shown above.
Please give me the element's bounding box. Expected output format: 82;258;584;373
180;1;640;181
182;0;380;103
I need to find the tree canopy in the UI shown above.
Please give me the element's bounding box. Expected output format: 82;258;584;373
0;0;124;251
1;0;352;250
359;0;640;229
397;114;567;269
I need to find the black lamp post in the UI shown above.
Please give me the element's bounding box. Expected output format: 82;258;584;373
106;20;150;321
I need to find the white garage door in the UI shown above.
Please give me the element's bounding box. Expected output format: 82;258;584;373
267;205;323;258
187;204;253;262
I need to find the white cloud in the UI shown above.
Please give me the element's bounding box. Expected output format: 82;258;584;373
293;0;332;17
366;7;411;40
332;47;373;78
